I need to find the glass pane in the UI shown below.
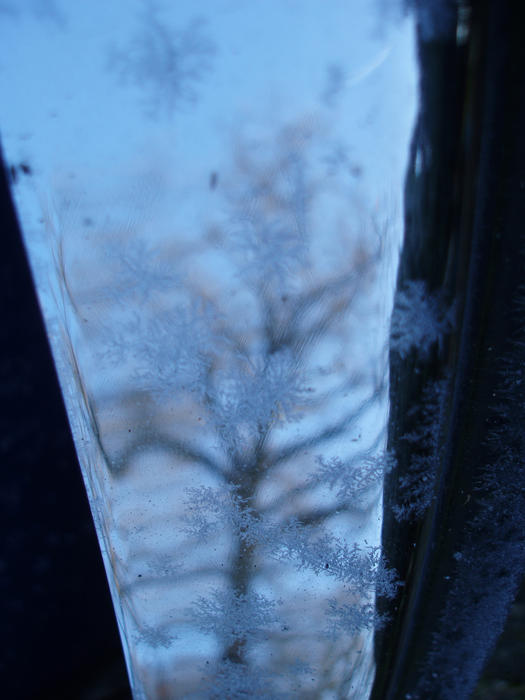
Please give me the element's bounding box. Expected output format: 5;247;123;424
0;2;417;697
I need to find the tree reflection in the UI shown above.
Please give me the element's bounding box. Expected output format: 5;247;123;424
50;120;395;697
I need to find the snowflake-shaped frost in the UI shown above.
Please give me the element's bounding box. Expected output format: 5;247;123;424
390;279;454;359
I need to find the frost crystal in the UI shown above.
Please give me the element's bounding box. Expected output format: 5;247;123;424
311;452;396;505
393;375;449;521
325;598;379;637
188;589;281;647
134;623;176;649
390;280;454;359
183;485;400;600
109;8;215;118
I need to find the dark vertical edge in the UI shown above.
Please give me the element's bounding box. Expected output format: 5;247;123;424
371;0;525;697
0;142;131;699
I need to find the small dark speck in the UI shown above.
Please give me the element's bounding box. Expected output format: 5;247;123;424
20;162;32;175
9;166;18;184
325;563;329;569
83;217;94;227
138;574;142;578
209;171;218;190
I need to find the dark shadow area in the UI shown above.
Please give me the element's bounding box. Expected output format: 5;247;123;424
472;575;525;700
372;1;525;698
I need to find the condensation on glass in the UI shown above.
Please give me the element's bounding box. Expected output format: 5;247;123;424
0;2;417;697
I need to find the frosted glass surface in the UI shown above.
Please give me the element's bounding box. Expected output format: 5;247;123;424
0;2;417;697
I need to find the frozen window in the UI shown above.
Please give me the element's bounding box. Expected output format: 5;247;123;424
0;2;417;697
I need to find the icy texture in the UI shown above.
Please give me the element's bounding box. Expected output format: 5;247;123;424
0;2;417;696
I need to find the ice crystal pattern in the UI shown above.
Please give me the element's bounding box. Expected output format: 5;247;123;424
108;6;215;118
64;122;398;696
392;375;450;521
390;279;454;359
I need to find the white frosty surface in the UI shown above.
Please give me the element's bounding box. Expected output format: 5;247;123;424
0;2;417;697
